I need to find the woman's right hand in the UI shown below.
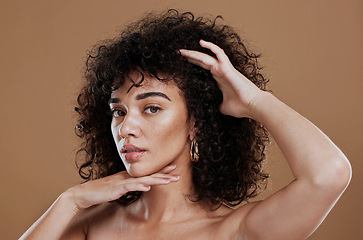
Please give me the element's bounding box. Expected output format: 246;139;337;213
65;164;179;210
20;166;178;240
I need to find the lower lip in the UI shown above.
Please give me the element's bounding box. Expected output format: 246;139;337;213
122;151;146;162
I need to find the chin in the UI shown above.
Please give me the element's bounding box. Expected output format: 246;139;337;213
126;166;155;178
126;162;166;178
127;170;146;178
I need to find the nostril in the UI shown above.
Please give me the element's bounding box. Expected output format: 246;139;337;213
118;118;139;138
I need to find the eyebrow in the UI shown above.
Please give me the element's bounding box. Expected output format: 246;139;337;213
108;91;171;105
108;98;121;105
136;92;171;101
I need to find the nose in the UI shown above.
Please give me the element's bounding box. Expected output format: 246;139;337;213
118;112;140;138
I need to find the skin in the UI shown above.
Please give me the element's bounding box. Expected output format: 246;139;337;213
109;74;195;178
20;40;351;240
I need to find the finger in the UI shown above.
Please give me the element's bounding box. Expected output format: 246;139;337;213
179;49;217;70
103;169;179;187
104;172;177;187
199;39;230;62
85;172;128;188
110;173;180;200
138;176;173;185
109;182;152;200
109;177;172;197
136;184;151;192
92;175;176;202
144;173;180;182
124;174;179;186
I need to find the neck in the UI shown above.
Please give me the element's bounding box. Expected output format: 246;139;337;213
133;161;204;223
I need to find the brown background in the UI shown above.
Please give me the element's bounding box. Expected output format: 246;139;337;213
1;0;362;239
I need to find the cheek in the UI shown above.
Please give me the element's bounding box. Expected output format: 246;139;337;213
151;115;190;148
111;122;118;141
111;121;124;149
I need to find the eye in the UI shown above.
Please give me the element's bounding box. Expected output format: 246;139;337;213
111;109;126;118
144;106;160;114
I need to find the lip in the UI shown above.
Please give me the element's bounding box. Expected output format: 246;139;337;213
121;144;146;162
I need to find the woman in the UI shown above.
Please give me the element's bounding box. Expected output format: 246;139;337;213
20;10;351;239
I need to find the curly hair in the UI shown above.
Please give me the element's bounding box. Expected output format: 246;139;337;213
75;9;270;207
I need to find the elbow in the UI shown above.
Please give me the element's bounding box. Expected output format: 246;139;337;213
334;156;352;191
315;155;352;194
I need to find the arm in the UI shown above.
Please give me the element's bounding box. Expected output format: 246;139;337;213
19;192;81;240
180;40;352;240
242;91;351;239
19;165;179;240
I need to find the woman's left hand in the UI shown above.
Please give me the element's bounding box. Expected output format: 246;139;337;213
182;40;352;240
180;40;263;119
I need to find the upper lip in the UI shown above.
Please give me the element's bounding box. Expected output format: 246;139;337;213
121;144;145;153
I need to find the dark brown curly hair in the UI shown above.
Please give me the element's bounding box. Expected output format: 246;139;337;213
75;9;270;207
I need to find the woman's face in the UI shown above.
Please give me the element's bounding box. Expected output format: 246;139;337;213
109;74;195;177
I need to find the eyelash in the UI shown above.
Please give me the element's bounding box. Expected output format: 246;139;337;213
144;106;160;114
110;109;126;118
110;106;160;118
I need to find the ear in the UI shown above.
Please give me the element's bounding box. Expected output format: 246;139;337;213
188;117;198;141
189;128;198;141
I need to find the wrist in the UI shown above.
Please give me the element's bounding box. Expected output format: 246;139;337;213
60;189;81;215
247;90;274;121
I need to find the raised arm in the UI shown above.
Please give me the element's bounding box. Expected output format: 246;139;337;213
19;165;179;240
180;40;352;240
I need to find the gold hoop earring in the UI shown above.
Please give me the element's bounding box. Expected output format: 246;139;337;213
190;139;199;162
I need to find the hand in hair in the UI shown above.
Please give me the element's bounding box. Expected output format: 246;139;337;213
180;40;262;119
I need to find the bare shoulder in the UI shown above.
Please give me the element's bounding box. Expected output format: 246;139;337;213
60;201;125;239
60;200;260;240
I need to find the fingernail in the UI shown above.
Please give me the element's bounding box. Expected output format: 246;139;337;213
168;164;176;169
172;174;180;180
